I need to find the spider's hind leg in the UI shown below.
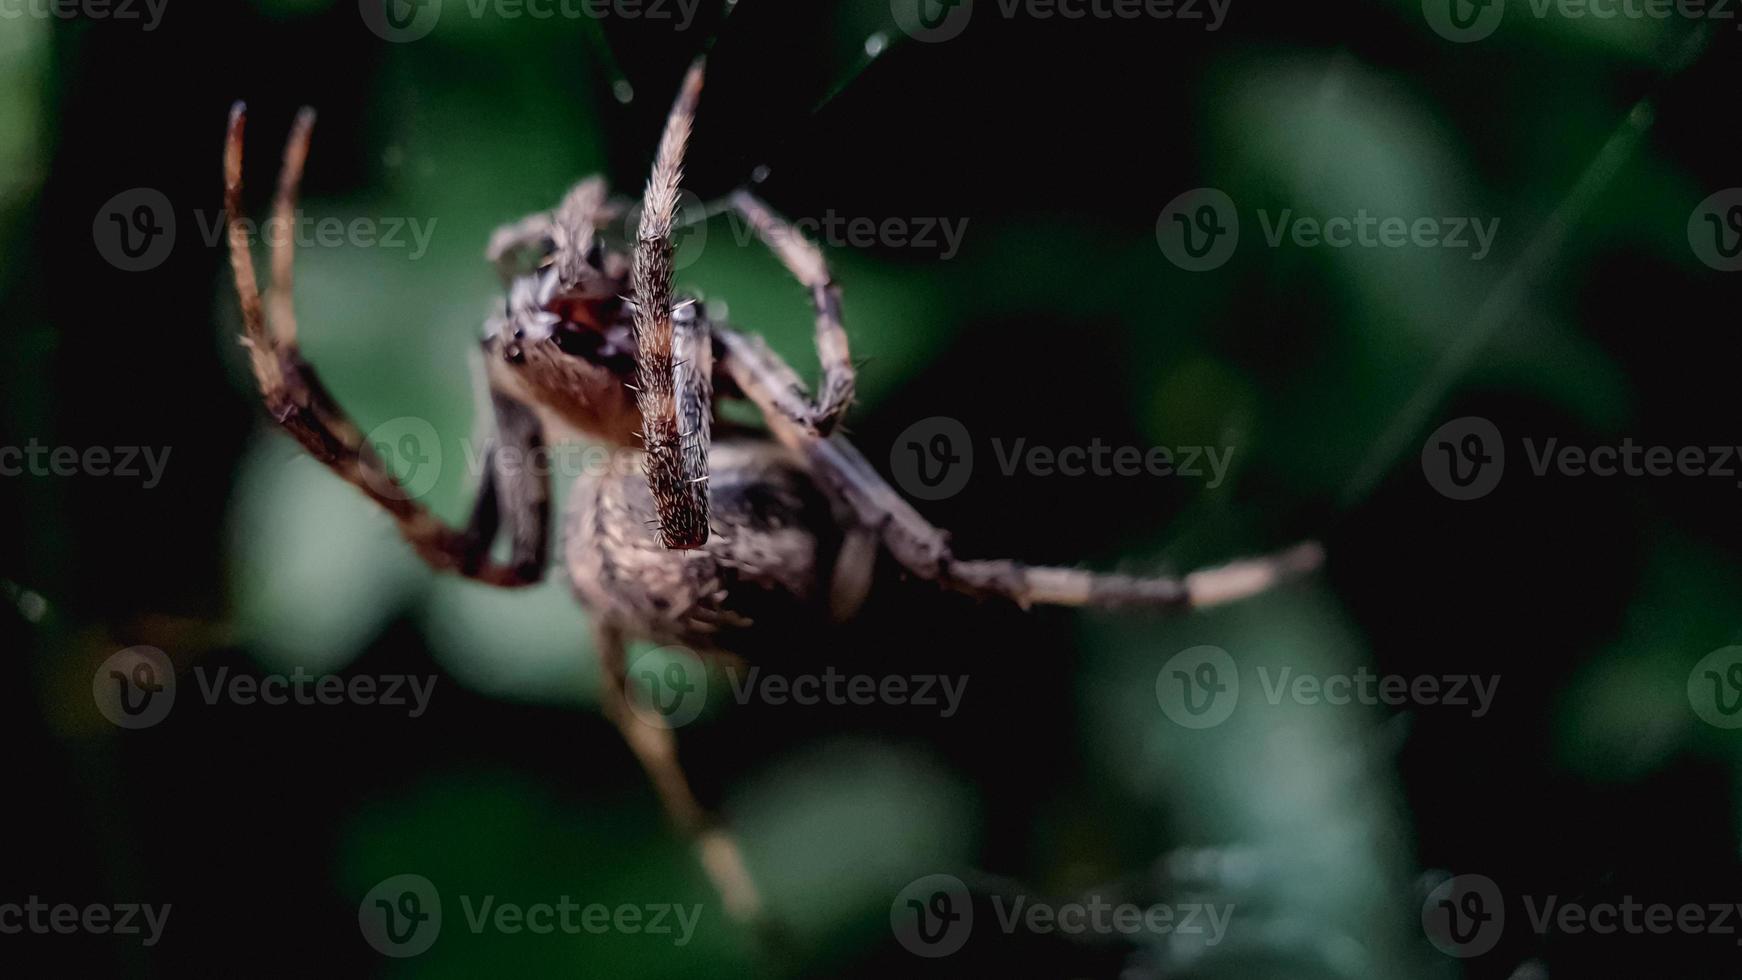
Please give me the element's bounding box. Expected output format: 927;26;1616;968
592;620;765;926
715;327;1322;612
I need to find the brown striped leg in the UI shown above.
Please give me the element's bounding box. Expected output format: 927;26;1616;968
715;327;1322;611
226;103;546;588
629;60;712;550
592;620;765;925
729;190;855;434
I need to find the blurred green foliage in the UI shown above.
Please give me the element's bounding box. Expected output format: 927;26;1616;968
8;1;1742;976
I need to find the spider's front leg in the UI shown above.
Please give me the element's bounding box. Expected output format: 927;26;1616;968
716;328;1324;611
225;104;548;587
629;60;713;550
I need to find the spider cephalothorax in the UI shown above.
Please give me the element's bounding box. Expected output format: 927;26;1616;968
224;57;1320;931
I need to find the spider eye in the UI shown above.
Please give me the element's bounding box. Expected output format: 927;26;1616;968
584;238;605;270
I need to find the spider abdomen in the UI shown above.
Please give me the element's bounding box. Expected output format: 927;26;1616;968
565;439;843;652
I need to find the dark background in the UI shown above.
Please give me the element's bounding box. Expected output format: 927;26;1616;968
4;0;1742;976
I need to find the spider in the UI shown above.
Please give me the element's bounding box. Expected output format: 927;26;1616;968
223;58;1321;933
